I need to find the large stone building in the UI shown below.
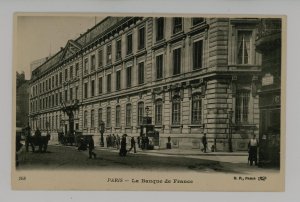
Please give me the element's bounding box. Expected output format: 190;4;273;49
29;17;264;151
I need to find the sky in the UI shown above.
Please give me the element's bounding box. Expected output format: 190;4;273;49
16;15;104;79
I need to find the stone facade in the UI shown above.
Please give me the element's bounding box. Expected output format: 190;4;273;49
29;17;262;151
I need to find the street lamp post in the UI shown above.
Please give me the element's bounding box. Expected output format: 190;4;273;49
99;120;105;147
228;109;233;152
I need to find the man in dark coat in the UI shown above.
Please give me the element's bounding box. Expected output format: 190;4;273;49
25;126;34;152
119;134;127;156
16;133;23;167
248;134;259;166
35;128;41;141
128;137;136;153
88;136;96;159
202;133;208;153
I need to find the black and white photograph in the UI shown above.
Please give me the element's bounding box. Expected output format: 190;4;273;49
13;14;285;191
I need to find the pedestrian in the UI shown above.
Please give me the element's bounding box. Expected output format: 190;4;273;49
25;126;34;152
88;136;96;159
116;134;120;149
137;136;141;148
35;127;41;139
108;134;112;147
248;134;259;166
16;133;24;167
106;135;109;148
145;136;149;150
112;134;116;148
201;133;207;153
119;134;127;156
128;137;136;153
141;135;145;150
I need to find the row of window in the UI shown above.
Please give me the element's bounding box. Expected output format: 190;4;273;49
82;94;203;129
31;89;251;131
31;63;81;98
32;115;61;131
82;90;250;129
31;86;79;112
82;41;203;98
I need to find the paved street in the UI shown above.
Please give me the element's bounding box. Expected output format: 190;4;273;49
16;144;279;174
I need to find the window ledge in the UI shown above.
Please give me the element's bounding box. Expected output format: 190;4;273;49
136;48;147;57
137;83;145;87
104;64;113;70
153;40;166;48
114;127;121;129
188;124;204;128
172;31;184;37
171;73;181;78
155;39;166;44
171;125;181;128
115;59;122;66
125;126;132;129
154;125;163;128
190;22;206;29
155;78;164;82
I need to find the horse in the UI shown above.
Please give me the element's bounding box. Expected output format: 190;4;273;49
27;134;51;153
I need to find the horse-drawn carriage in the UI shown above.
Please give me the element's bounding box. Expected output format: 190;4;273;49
25;132;51;153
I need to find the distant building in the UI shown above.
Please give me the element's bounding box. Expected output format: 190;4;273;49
28;17;279;151
16;80;30;128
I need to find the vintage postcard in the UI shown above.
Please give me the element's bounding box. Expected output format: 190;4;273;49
12;13;286;191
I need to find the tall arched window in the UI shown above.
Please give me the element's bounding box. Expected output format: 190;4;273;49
98;108;103;126
172;95;181;125
126;104;132;126
191;93;202;124
116;106;121;127
91;109;95;128
49;116;51;130
84;111;88;128
155;99;163;125
52;116;54;130
137;102;144;126
56;115;58;129
106;107;111;127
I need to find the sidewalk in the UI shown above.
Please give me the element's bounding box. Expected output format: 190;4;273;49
95;146;247;156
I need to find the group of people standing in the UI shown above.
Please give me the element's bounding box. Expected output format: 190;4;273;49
106;134;121;149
